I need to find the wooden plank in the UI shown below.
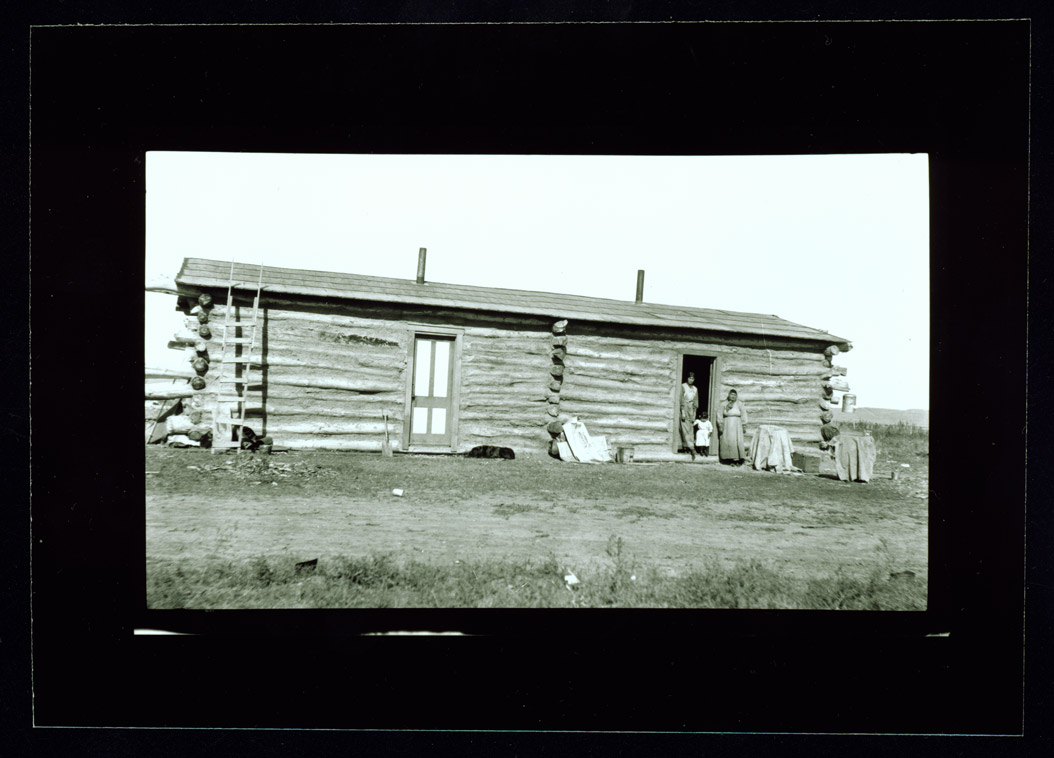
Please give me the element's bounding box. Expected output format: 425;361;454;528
144;367;195;380
145;386;196;400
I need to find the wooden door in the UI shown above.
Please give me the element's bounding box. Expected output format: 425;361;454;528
409;335;455;447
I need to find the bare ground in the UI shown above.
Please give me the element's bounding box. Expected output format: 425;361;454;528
146;447;929;584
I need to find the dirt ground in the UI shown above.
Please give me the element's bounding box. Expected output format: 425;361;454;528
146;445;929;584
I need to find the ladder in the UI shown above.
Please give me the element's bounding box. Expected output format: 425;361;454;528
211;262;264;453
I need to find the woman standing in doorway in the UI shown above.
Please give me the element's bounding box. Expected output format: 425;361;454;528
717;389;749;465
680;372;699;460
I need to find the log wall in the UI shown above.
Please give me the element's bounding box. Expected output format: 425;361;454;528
558;329;829;454
180;298;557;453
166;292;831;454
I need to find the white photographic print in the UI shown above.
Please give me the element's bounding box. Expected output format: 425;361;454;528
144;151;929;610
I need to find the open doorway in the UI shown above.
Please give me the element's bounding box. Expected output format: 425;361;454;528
674;352;719;453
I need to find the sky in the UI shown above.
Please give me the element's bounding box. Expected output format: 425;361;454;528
146;152;929;410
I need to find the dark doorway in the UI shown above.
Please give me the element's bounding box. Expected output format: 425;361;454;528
673;352;718;454
682;354;714;419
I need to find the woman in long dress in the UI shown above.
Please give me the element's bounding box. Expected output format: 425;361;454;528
717;389;749;465
679;372;699;460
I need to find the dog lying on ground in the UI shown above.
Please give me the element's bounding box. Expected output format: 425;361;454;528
467;445;515;459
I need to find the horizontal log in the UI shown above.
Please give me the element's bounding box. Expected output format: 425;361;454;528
260;391;399;405
563;355;678;375
252;299;553;332
259;406;403;420
144;367;195;380
256;338;407;361
562;389;668;408
720;377;817;394
565;340;677;357
559;417;669;432
229;357;405;376
714;393;816;405
560;381;668;401
459;415;548;429
563;372;671;392
260;303;546;336
274;436;395;452
559;394;669;412
571;331;827;358
264;377;399;393
722;365;830;379
462;341;549;357
461;376;546;392
573;326;835;354
458;429;548;442
265;420;394;435
558;410;671;428
460;393;548;408
145;388;196;400
461;357;551;373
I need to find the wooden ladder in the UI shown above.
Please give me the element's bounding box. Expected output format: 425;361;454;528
211;262;264;453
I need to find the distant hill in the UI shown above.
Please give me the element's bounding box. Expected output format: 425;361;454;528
832;407;928;429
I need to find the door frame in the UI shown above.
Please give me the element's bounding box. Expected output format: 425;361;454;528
671;350;722;453
402;326;464;451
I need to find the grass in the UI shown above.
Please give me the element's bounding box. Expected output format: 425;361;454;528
147;536;925;610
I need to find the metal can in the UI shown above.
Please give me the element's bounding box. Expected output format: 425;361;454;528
841;393;857;413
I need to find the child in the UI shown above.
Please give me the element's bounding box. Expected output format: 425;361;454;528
693;411;713;458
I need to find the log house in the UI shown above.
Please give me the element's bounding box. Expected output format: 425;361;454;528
146;257;851;455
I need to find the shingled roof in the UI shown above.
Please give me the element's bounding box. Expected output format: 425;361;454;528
175;257;851;349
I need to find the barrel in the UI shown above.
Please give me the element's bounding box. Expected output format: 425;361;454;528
841;393;857;413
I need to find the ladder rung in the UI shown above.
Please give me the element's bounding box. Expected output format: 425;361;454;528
221;322;258;329
217;395;252;403
222;337;254;344
224;357;260;364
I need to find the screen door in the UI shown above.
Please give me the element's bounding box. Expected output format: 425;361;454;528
409;335;455;446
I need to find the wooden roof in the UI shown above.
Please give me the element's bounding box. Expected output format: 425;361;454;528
175;257;851;349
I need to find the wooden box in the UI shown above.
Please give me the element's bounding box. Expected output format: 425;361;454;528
792;450;822;474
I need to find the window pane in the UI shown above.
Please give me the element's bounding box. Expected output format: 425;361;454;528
431;407;446;435
432;340;450;397
412;407;429;434
414;339;432;396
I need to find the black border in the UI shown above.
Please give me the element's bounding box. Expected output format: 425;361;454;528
24;18;1029;739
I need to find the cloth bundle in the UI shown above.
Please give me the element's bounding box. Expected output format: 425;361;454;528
834;433;877;482
748;424;794;473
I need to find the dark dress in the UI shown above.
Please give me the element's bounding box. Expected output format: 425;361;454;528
679;383;698;451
